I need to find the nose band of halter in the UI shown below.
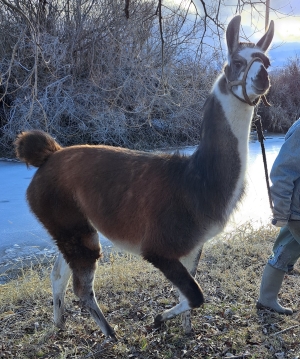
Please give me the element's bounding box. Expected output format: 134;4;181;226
226;57;271;107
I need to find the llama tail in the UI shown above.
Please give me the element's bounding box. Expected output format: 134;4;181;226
15;130;62;167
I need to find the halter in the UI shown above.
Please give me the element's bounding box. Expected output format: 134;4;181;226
226;57;271;107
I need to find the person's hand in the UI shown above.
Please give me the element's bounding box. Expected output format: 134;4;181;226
271;218;288;227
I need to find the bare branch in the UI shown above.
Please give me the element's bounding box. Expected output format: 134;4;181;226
124;0;130;18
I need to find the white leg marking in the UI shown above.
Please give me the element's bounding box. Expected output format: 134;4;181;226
179;245;203;333
159;299;191;322
178;291;193;334
180;244;203;274
182;310;192;334
51;252;72;328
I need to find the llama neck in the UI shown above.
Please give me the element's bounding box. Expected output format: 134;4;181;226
215;75;254;217
213;74;254;182
187;74;254;224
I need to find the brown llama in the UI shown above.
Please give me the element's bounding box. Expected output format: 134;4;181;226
15;15;274;341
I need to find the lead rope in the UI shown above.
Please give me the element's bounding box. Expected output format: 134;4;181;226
253;110;274;212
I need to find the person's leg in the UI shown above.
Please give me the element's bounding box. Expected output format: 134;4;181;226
257;226;300;314
286;220;300;273
287;264;295;273
287;220;300;244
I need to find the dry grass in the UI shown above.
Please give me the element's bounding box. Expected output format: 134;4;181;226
1;223;300;358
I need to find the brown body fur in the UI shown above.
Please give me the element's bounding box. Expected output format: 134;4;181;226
18;133;200;261
15;130;205;339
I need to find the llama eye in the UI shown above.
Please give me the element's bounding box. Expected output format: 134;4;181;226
234;61;243;69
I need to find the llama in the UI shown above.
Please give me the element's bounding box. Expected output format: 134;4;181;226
15;15;274;341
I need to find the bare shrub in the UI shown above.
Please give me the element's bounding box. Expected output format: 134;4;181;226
260;56;300;132
0;0;220;157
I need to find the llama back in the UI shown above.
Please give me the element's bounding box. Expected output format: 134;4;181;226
15;130;62;167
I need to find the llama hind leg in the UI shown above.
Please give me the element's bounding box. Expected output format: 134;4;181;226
60;232;117;340
54;226;117;340
144;254;204;328
179;245;203;334
28;184;116;339
71;257;117;341
51;252;72;329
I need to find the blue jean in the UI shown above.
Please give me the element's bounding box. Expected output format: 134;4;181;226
268;221;300;272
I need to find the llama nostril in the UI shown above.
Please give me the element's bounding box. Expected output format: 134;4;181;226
257;68;268;81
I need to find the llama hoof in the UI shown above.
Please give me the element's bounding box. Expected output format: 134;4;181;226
183;324;193;335
184;327;194;336
112;334;118;342
107;333;118;342
105;324;118;342
99;335;118;348
55;318;66;330
56;324;66;330
154;314;163;328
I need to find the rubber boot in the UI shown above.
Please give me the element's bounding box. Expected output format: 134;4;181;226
256;263;293;315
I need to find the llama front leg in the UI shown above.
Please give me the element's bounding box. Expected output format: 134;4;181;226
144;254;204;328
179;245;203;334
51;252;72;329
71;259;117;341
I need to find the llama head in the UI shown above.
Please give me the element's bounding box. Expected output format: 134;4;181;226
224;15;274;105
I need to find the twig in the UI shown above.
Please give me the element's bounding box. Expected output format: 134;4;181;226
271;324;300;337
0;0;36;34
138;293;163;305
157;0;164;79
84;337;116;358
222;354;251;359
0;27;26;103
124;0;130;19
84;351;103;359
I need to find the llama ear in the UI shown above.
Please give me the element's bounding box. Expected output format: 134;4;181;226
226;15;241;56
256;20;274;52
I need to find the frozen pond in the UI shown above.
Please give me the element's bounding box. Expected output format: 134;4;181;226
230;134;285;227
0;133;285;270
